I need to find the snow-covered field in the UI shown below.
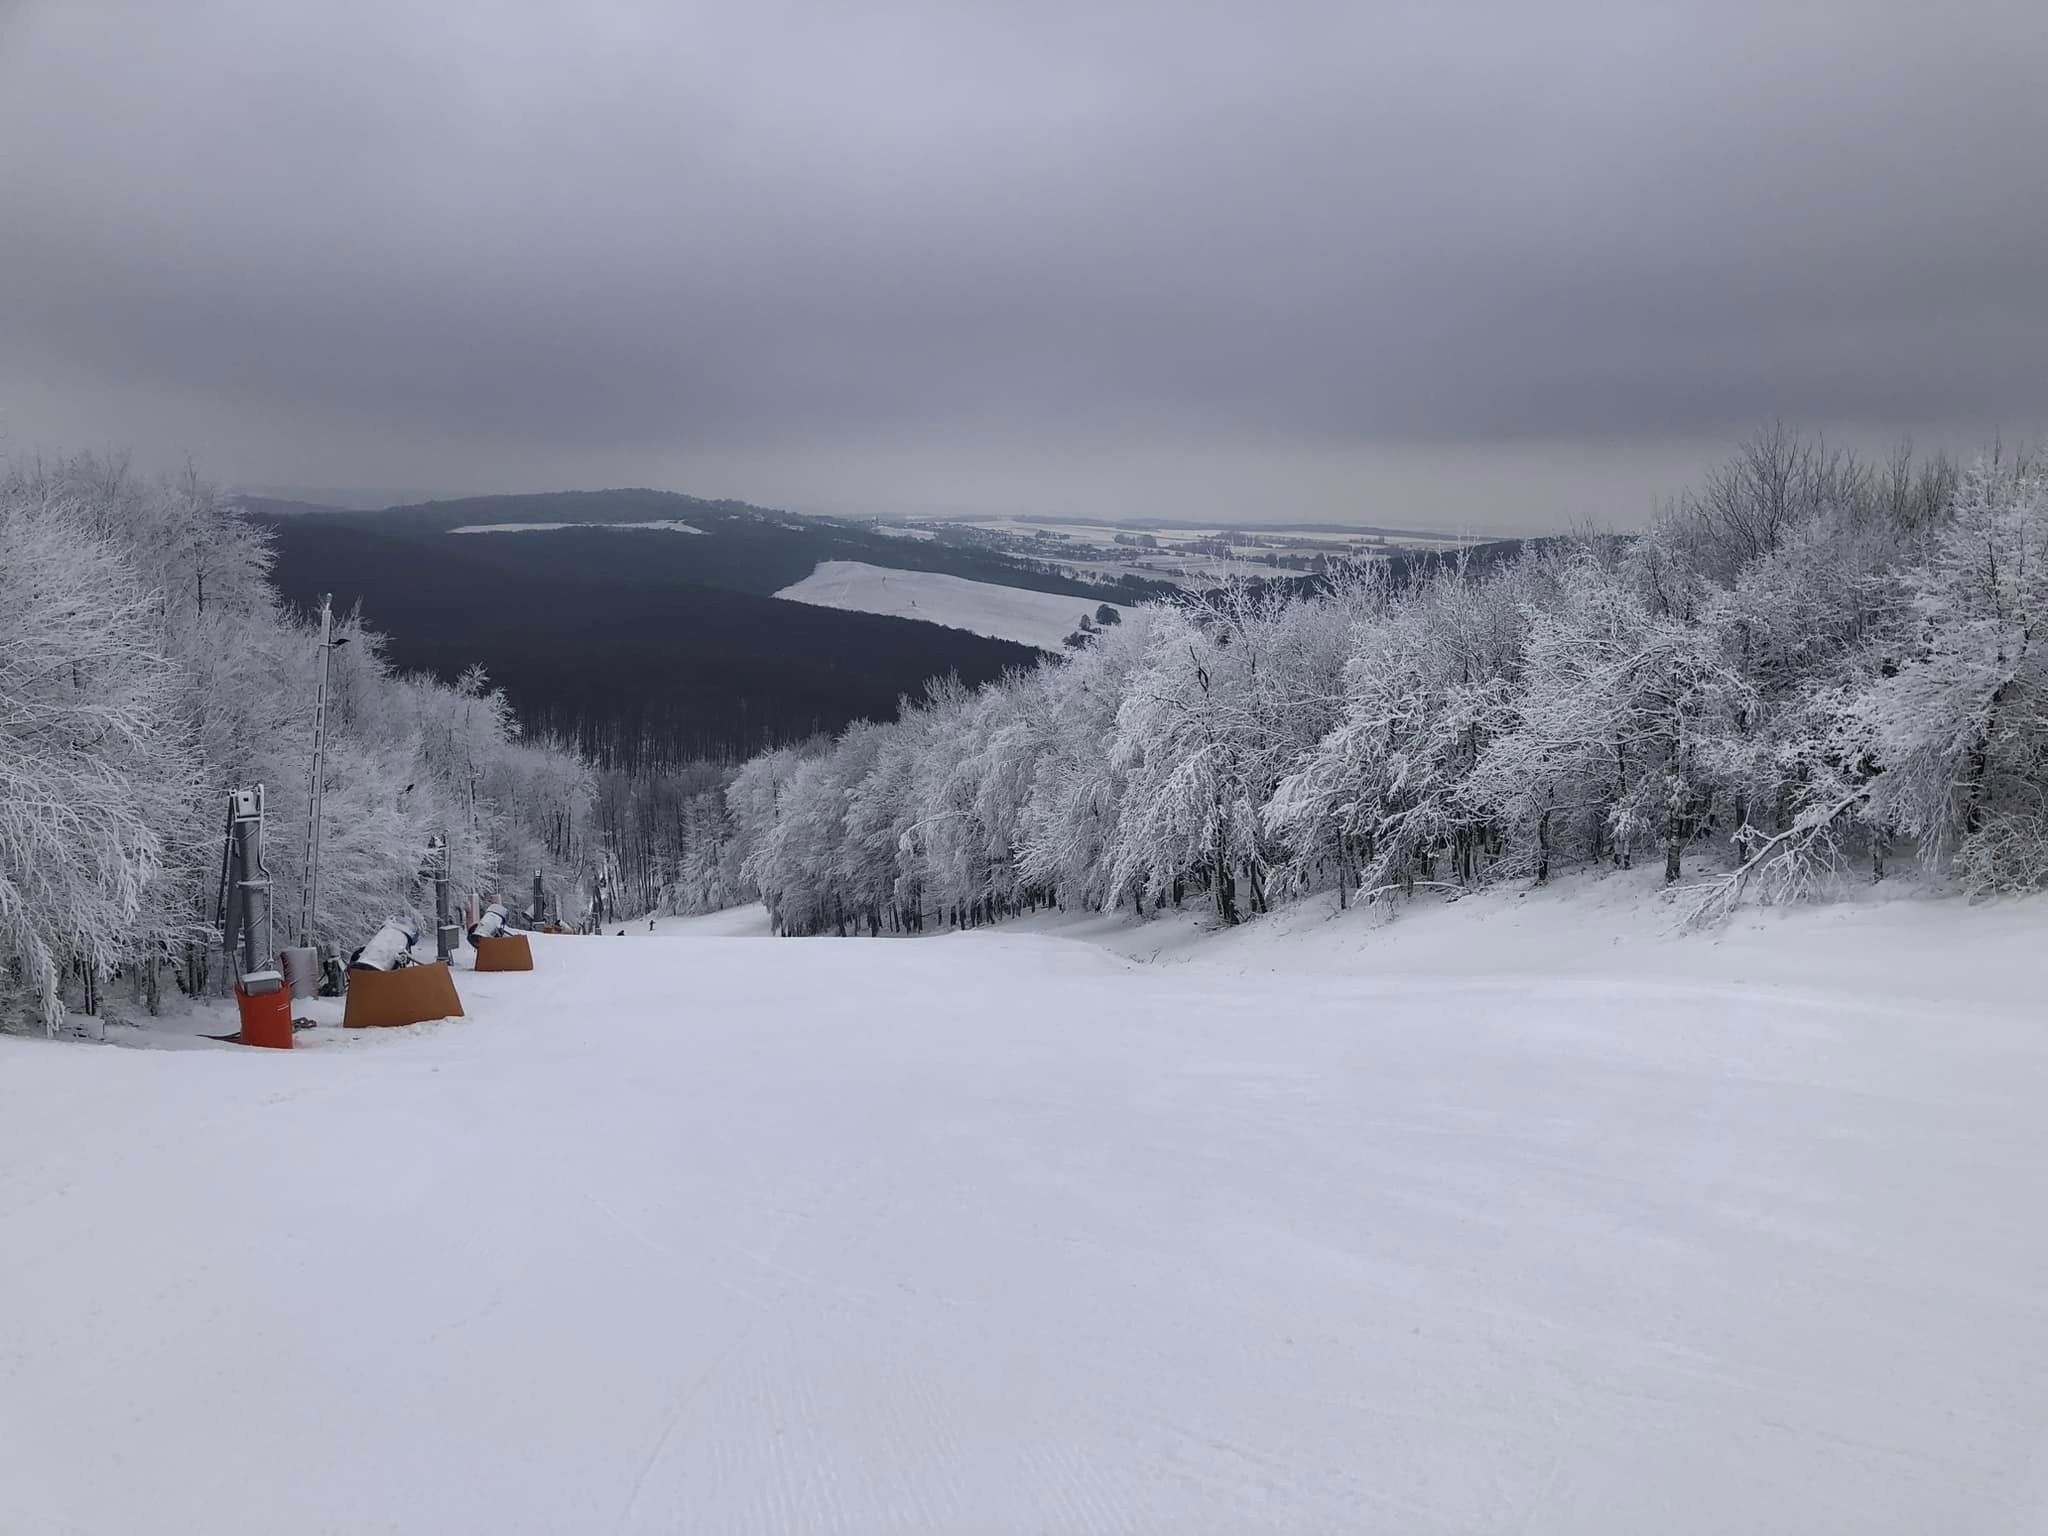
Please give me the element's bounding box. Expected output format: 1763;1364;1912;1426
3;887;2045;1534
777;559;1126;649
448;519;704;534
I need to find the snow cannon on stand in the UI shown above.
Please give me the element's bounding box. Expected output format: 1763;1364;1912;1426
221;785;293;1049
350;916;420;973
342;915;464;1030
470;901;508;941
470;899;533;972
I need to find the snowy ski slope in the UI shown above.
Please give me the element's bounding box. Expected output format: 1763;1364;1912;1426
1;891;2044;1533
777;559;1128;649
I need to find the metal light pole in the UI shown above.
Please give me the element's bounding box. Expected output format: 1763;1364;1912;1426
223;784;297;1045
425;831;458;962
301;594;342;944
224;786;281;993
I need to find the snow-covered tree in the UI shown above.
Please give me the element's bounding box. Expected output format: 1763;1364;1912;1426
0;453;604;1028
1016;610;1162;911
1470;551;1752;884
1844;459;2047;891
560;432;2045;943
1109;590;1282;922
1273;561;1524;900
0;481;202;1031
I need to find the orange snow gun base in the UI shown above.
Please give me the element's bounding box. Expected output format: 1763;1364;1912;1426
235;981;295;1049
343;962;464;1029
473;933;534;972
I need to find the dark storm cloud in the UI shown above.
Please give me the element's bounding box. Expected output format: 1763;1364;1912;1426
2;0;2044;527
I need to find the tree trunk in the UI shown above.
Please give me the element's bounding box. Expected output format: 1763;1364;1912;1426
1213;824;1239;925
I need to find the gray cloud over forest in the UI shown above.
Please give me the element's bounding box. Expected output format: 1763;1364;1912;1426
3;0;2044;530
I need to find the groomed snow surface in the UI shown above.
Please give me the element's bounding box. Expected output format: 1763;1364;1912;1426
777;560;1127;650
3;880;2046;1534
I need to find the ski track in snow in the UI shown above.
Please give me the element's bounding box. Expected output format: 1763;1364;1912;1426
1;910;2046;1534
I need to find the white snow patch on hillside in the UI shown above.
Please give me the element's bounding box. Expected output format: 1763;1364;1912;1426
3;888;2045;1532
448;519;704;535
777;559;1128;649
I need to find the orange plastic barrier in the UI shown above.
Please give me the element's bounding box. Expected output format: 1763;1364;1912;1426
342;962;464;1029
235;983;294;1049
473;933;534;972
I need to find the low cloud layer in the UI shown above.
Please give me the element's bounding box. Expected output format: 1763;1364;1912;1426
3;0;2044;529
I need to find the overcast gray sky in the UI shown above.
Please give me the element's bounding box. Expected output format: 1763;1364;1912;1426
2;1;2044;531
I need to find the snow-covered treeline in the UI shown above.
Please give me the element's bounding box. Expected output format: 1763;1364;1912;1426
720;431;2046;936
0;456;597;1032
590;756;749;924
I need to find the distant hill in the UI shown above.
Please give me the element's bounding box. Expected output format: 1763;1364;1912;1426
243;486;1521;765
234;495;369;519
260;489;1176;599
248;489;1170;765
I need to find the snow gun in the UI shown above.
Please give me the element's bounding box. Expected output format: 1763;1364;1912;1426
470;901;510;943
469;899;536;972
351;916;421;972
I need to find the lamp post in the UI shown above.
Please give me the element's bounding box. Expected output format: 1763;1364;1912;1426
300;594;347;944
225;786;279;992
425;831;458;962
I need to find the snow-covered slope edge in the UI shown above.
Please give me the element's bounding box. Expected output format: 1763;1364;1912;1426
665;866;2044;1022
